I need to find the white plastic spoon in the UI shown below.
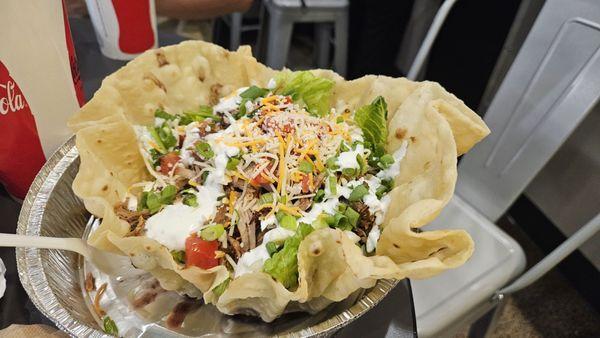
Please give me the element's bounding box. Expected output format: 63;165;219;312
0;233;121;275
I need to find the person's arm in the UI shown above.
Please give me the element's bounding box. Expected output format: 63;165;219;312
156;0;253;20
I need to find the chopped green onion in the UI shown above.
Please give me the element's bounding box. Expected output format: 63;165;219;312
157;125;178;150
200;171;209;184
160;185;177;204
376;178;394;199
328;175;337;195
171;250;186;264
200;224;225;241
226;156;241;170
195;141;214;159
314;189;325;202
298;160;314;173
240;86;270;100
148;148;161;168
148;127;167;153
179;105;220;125
339;142;350;152
155;108;176;121
378;154;395;169
342;168;357;178
197;105;214;116
279;214;298;231
349;184;369;202
103;316;119;335
182;193;198;207
145;192;162;214
259;192;275;205
325;157;339;169
344;206;360;228
266;241;283;256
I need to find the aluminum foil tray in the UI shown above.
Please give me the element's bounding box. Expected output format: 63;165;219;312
16;137;399;337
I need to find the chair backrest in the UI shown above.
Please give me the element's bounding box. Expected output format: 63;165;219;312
456;0;600;222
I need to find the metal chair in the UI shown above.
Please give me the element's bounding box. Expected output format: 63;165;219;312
406;0;600;336
259;0;348;75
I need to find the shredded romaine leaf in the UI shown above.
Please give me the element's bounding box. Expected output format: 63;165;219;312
212;278;231;298
155;108;176;121
171;250;186;264
354;96;388;153
275;71;334;116
179;105;220;125
240;86;269;100
263;222;314;289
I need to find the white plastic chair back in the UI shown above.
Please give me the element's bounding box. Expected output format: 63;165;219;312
409;0;600;337
457;0;600;221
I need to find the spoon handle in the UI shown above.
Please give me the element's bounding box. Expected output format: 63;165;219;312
0;233;89;257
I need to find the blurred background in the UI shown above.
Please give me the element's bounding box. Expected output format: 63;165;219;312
0;0;598;337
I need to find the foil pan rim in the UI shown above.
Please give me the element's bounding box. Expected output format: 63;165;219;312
16;137;105;337
16;137;396;337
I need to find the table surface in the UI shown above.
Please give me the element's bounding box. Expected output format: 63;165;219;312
0;17;417;337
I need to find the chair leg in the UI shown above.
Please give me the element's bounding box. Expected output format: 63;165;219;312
468;299;506;338
230;12;243;51
315;23;331;69
333;9;349;77
265;11;294;70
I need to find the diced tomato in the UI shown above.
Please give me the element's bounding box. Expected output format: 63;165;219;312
159;152;180;175
250;174;271;187
185;236;219;269
250;162;274;188
301;174;310;193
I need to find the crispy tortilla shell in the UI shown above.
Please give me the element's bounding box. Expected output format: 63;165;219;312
70;41;489;321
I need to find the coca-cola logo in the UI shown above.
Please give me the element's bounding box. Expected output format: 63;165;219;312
0;60;29;115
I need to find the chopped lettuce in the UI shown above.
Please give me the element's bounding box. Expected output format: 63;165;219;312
155;108;176;121
171;250;186;264
212;278;231;298
103;316;118;336
179;105;220;125
275;71;334;117
240;86;270;100
263;222;314;289
311;204;359;231
276;210;298;231
266;241;283;256
354;96;388;156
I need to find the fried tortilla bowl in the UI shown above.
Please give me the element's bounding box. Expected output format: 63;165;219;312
68;41;489;322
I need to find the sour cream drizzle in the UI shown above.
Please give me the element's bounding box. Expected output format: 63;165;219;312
143;95;243;251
